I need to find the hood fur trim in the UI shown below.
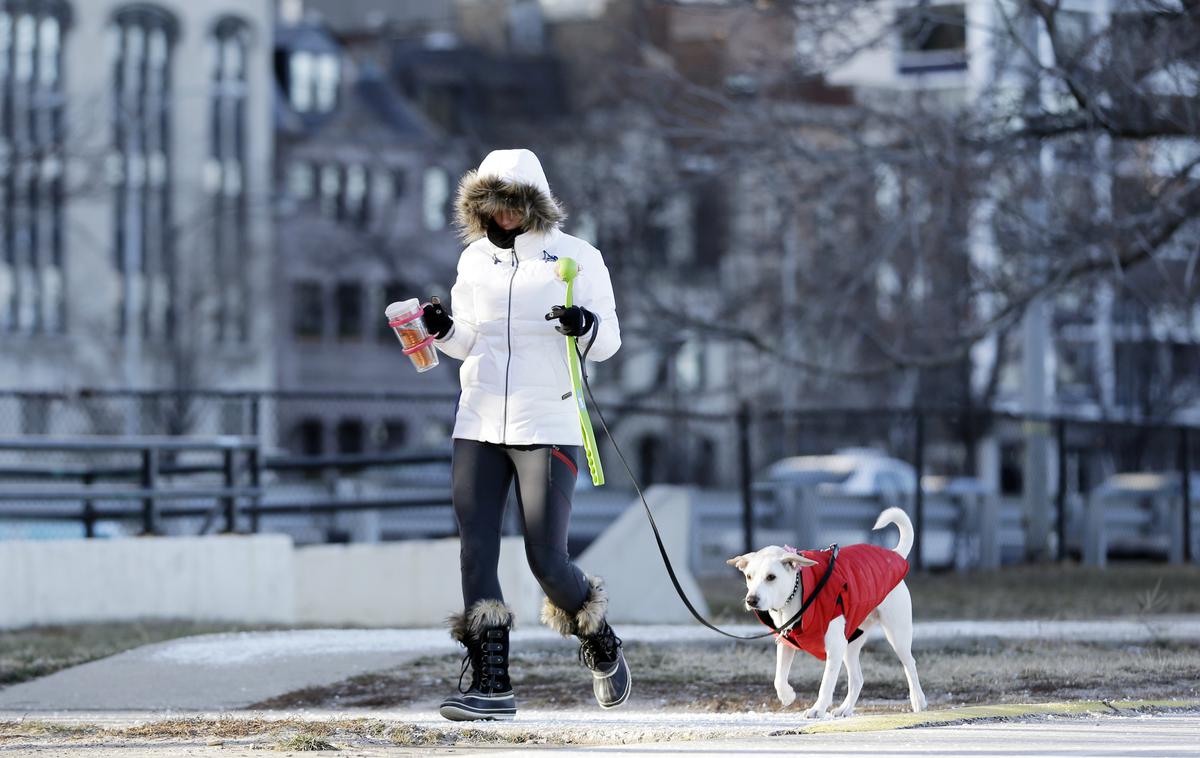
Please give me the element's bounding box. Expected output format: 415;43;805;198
454;171;566;243
448;599;514;643
540;575;608;637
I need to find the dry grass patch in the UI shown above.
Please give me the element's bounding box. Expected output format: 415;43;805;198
275;734;338;751
253;638;1200;713
0;720;100;741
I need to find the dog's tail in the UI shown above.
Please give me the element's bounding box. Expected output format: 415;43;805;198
872;507;914;559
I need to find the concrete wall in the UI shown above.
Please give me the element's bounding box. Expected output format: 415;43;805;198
578;485;707;624
0;535;295;629
0;503;700;628
294;537;545;627
0;535;547;629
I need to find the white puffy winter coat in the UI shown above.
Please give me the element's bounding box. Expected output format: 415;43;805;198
435;149;620;446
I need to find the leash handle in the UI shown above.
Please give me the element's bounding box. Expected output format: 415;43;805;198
558;258;605;486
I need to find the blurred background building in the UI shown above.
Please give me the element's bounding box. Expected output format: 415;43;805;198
1;0;1197;558
0;0;276;405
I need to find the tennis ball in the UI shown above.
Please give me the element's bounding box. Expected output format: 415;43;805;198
556;257;578;283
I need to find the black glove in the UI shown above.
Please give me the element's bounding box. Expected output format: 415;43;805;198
545;305;594;337
422;296;453;339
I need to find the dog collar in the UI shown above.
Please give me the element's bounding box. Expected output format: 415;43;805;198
755;544;839;637
783;570;801;606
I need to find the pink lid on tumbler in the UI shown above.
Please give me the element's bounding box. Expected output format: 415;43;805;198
386;298;439;372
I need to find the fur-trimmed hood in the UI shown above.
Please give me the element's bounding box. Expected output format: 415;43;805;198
454;149;566;243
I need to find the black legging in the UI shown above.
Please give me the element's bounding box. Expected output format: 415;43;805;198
452;438;590;614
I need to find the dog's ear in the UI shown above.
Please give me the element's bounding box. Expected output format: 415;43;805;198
726;553;752;572
780;553;817;569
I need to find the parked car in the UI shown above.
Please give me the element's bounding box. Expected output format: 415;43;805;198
762;449;1007;569
764;448;917;502
1083;472;1200;560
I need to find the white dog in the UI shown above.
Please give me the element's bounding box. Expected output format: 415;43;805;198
727;507;927;718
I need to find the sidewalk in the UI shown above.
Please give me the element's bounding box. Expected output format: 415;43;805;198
1;616;1197;711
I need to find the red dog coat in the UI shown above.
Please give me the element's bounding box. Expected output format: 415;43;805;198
757;545;909;660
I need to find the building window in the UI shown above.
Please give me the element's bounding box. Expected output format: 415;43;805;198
897;3;967;74
318;163;341;217
294;417;323;456
343;163;369;227
422;166;449;231
374;418;407;451
20;395;51;434
287;161;314;199
299;162;378;228
210;17;251;343
335;280;362;340
292;280;323;339
111;6;177;341
1;2;70;335
336;418;364;455
288;49;338;114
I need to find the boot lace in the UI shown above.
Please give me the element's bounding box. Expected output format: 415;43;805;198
578;624;622;670
458;629;507;694
456;651;478;694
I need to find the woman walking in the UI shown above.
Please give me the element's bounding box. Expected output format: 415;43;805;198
421;148;630;721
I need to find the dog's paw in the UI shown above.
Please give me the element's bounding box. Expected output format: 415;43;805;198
802;705;831;720
775;686;796;707
831;704;855;718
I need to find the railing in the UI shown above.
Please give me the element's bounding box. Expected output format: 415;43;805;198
0;437;454;537
1;389;1198;567
0;436;261;536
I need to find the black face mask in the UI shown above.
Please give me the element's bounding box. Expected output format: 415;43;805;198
486;217;522;249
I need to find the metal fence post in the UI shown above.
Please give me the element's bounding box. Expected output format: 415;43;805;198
913;411;925;571
248;445;262;534
222;448;237;533
141;447;158;535
1056;418;1067;561
82;471;96;538
1181;427;1193;563
249;393;261;439
738;402;755;555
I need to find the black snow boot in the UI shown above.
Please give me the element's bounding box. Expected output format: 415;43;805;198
541;576;631;709
440;599;517;721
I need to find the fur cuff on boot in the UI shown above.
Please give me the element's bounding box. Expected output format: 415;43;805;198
541;575;608;637
447;599;515;644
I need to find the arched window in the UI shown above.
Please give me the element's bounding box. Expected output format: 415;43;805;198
1;0;71;335
110;5;177;341
209;16;251;343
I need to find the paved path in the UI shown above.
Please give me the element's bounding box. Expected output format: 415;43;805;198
0;616;1197;711
0;710;1197;757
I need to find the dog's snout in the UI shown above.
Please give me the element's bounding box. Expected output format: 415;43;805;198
745;594;759;608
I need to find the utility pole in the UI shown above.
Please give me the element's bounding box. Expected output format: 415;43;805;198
1021;13;1057;562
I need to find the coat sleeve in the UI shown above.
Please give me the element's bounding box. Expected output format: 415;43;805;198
434;251;479;361
577;250;621;363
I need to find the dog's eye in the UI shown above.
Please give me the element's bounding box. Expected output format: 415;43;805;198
766;574;776;582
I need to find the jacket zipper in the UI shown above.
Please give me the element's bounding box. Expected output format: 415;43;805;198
501;249;518;443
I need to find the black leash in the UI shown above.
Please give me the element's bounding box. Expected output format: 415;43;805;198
575;336;836;641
